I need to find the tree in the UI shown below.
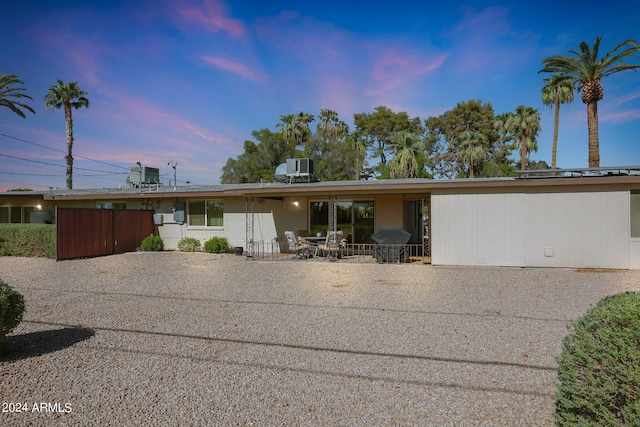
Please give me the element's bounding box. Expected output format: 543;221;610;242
542;73;575;169
458;131;489;178
540;37;640;167
44;80;89;189
353;106;424;175
0;74;35;118
388;131;422;179
221;129;296;183
503;106;541;171
424;100;504;178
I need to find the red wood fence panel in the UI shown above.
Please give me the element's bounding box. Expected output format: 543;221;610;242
56;208;154;261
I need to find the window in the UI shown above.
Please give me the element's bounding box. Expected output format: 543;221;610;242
631;191;640;238
0;206;23;223
96;201;126;209
188;199;223;227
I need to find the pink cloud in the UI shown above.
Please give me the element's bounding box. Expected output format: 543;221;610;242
31;27;109;87
367;50;448;97
173;0;246;39
201;56;266;84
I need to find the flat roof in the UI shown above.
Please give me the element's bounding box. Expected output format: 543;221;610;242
2;167;639;201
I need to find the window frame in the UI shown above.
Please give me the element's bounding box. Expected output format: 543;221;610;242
187;199;224;228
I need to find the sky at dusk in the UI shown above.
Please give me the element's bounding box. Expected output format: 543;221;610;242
1;0;639;191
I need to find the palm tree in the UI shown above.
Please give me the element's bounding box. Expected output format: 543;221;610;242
504;106;541;171
316;108;339;140
293;111;315;145
458;131;488;178
541;73;575;169
44;79;90;189
276;114;296;142
388;131;421;179
0;74;35;118
540;37;640;167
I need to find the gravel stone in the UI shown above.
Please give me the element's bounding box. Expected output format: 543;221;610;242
1;252;639;426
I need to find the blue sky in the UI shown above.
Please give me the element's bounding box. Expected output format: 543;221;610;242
1;0;639;191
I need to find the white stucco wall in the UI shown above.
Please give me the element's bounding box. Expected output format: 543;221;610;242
523;189;630;269
431;190;525;266
431;187;633;269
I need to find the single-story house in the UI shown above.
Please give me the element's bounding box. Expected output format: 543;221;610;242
2;168;639;269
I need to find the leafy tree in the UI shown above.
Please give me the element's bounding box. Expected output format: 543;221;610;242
353;106;424;174
542;73;575;169
221;129;296;183
44;79;89;189
458;131;489;178
0;74;35;118
503;106;541;171
424;100;504;178
540;37;640;167
345;130;370;180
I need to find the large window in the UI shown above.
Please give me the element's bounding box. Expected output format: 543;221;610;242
632;191;640;238
309;200;374;243
96;201;127;209
188;199;224;227
0;206;25;223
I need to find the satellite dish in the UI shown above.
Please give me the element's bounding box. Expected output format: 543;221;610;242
274;163;287;182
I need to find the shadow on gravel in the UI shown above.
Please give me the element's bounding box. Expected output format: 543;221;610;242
0;327;95;362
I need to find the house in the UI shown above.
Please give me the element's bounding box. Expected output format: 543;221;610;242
2;168;639;269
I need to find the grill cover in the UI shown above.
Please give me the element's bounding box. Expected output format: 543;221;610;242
371;227;412;262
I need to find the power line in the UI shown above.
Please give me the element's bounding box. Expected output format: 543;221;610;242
0;132;130;171
0;152;129;174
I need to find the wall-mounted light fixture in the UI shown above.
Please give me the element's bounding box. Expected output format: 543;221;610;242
36;205;42;210
293;198;300;207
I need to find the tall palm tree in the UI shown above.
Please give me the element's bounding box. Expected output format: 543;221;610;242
389;131;421;179
458;131;488;178
504;106;541;171
44;79;90;189
540;37;640;167
541;73;575;169
0;74;35;118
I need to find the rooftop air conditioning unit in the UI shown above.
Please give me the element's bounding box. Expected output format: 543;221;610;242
128;166;160;188
285;158;315;183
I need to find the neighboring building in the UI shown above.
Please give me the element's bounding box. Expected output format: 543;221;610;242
2;170;639;269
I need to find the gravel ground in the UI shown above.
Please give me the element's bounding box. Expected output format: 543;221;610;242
1;252;639;426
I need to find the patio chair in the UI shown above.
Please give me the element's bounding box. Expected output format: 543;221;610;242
318;230;346;260
284;230;309;259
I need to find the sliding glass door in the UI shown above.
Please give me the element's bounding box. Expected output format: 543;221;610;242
309;200;374;244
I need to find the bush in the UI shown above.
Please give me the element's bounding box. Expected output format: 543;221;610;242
203;236;230;254
555;292;640;426
140;235;164;251
177;237;201;252
0;224;56;258
0;280;25;343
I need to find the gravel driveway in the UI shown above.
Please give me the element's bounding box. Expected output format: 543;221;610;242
1;252;639;426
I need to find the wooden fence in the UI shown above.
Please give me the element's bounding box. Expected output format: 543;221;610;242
56;208;155;261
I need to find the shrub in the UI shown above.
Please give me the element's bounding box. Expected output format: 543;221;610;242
0;224;56;258
0;280;25;343
177;237;201;252
203;236;230;254
140;235;164;251
555;292;640;426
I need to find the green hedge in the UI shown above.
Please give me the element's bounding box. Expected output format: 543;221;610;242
141;235;164;251
0;280;25;343
203;236;230;253
555;292;640;425
177;237;201;252
0;224;56;258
